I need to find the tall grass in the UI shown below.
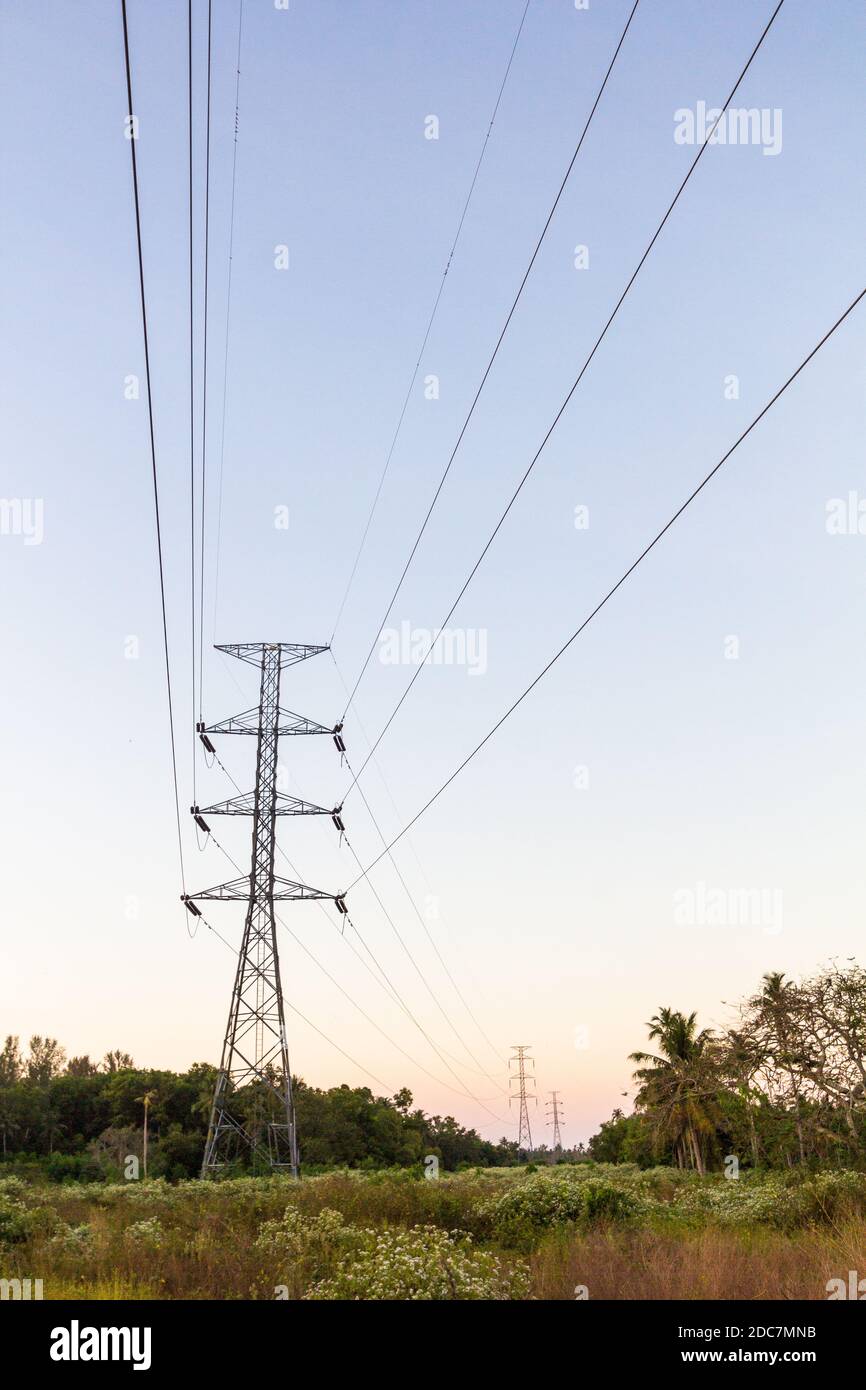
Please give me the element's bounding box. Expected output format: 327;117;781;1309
2;1166;865;1300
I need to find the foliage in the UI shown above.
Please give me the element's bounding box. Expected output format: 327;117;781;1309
0;1040;512;1180
484;1168;640;1248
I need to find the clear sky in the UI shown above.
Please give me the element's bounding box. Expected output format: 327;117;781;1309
2;0;865;1148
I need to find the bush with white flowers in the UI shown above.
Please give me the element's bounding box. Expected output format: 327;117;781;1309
305;1225;529;1301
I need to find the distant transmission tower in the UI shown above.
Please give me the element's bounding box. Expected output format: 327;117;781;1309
546;1089;564;1153
509;1045;536;1153
182;642;347;1178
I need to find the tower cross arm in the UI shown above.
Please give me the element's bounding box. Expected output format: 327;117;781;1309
182;876;339;903
203;707;334;737
216;642;329;669
195;792;334;817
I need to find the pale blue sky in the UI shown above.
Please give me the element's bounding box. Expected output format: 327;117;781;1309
1;0;864;1144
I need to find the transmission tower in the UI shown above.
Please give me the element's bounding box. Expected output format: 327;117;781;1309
182;642;347;1178
509;1045;536;1153
546;1089;564;1153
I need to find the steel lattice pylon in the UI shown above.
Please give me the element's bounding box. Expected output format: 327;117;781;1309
546;1089;564;1152
183;642;343;1178
509;1044;536;1154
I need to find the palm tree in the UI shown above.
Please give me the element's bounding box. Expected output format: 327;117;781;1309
630;1008;720;1174
137;1090;157;1179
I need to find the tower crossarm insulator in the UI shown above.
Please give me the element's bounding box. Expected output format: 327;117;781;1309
204;707;333;737
196;792;332;817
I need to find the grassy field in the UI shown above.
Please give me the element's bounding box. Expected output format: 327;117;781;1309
3;1164;866;1300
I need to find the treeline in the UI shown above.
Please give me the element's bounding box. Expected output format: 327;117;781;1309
0;1036;525;1180
588;962;866;1173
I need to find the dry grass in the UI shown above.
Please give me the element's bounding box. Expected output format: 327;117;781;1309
530;1222;866;1300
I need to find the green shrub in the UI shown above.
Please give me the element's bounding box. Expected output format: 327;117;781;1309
46;1153;100;1184
486;1171;640;1248
0;1195;29;1246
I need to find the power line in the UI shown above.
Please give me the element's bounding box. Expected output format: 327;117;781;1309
279;909;500;1097
283;997;394;1094
120;0;187;901
212;0;245;642
332;648;503;1065
188;0;197;807
292;837;506;1114
345;284;866;888
329;0;534;646
331;651;500;1060
198;0;213;722
339;828;502;1089
338;0;643;718
344;751;504;1072
341;0;786;799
